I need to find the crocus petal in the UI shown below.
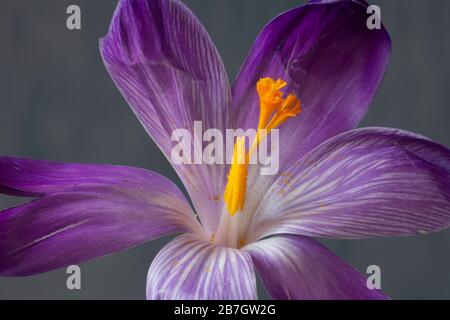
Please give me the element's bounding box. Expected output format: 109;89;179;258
232;0;391;171
146;234;257;300
247;128;450;241
244;234;388;300
100;0;231;234
0;157;201;276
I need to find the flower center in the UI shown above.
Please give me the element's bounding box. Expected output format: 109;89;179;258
223;77;301;217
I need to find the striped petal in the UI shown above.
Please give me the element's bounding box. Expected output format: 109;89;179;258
100;0;231;234
232;0;391;173
246;128;450;241
0;157;201;276
245;234;388;300
146;234;257;300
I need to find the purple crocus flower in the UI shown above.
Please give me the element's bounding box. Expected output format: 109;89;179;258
1;0;450;300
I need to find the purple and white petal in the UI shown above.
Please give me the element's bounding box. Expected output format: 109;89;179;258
247;128;450;241
0;157;201;276
147;234;257;300
232;0;391;172
244;234;388;300
100;0;232;234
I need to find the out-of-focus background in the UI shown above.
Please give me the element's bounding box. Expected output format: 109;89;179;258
0;0;449;299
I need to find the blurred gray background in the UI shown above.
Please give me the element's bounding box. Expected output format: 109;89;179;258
0;0;449;299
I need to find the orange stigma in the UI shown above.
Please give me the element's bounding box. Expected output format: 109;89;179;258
257;78;301;131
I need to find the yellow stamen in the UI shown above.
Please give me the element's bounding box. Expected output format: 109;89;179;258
224;137;248;216
223;78;301;216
